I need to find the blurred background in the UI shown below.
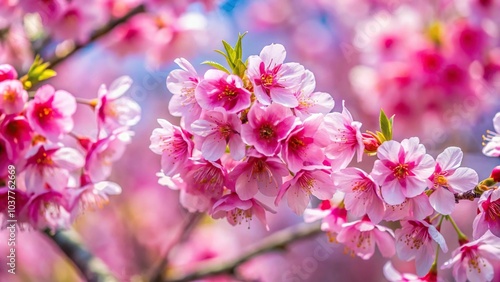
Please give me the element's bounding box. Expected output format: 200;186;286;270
1;0;500;281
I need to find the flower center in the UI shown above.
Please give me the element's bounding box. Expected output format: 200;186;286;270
436;174;448;187
3;88;16;102
219;125;233;139
298;173;316;194
289;136;305;151
485;200;500;221
36;152;53;166
261;73;274;87
259;124;275;140
230;208;253;227
393;163;409;179
221;86;237;101
38;107;53;119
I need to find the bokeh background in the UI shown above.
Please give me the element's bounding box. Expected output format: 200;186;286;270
1;0;500;281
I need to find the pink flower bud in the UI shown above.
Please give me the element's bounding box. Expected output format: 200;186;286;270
362;132;381;153
0;64;17;82
489;165;500;182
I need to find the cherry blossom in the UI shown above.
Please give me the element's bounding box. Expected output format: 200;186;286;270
442;231;500;282
211;193;273;230
246;43;305;107
0;80;28;114
371;137;435;205
293;70;335;120
473;188;500;238
427;147;478;215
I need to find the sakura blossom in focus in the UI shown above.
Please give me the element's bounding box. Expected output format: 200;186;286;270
371;137;435;205
473;188;500;239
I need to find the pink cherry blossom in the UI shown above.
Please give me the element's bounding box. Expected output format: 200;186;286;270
427;147;478;215
69;181;122;216
231;149;289;200
195;70;251;113
371;137;435;205
304;199;347;241
482;112;500;157
183;159;228;210
473;188;500;239
246;43;305;107
442;231;500;282
396;220;448;276
150;119;194;177
167;57;202;131
383;261;438;282
241;103;296;156
384;193;434;221
293;70;335;120
282;113;327;173
211;193;274;230
85;128;133;182
322;102;364;171
334;167;385;224
275;166;335;215
95;76;141;132
24;191;71;231
0;80;27;115
336;216;396;260
24;143;85;193
191;108;245;161
0;64;17;81
0;115;32;159
26;84;76;141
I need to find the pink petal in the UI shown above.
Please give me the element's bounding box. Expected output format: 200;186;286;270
447;167;478;193
286;184;310;215
429;187;456;215
374;228;396;258
260;43;286;67
381;180;406;205
235;171;259;201
201;134;226;161
377;140;401;163
436;147;463;171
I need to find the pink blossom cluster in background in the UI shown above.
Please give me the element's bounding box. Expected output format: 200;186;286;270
0;0;216;69
151;37;500;281
0;63;141;231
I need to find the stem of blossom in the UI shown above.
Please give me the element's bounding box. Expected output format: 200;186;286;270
164;222;322;282
45;5;146;69
43;228;118;282
446;216;469;245
75;97;97;107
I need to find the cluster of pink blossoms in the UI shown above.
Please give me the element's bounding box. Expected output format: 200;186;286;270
0;63;141;231
152;39;500;281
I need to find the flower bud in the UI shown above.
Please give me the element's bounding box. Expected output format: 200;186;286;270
362;132;381;154
490;166;500;182
0;64;18;82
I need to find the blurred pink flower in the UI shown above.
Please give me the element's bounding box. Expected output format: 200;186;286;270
191;108;245;161
334;167;385;224
167;57;202;132
0;115;32;160
482;112;500;157
241;103;296;156
69;181;122;216
323;102;364;171
304;199;347;241
473;188;500;239
337;216;396;260
0;80;28;115
372;137;435;205
395;220;448;276
427;147;478;215
275;166;335;215
383;261;438;282
26;85;76;141
442;230;500;282
95;76;141;133
230;149;289;200
0;64;17;81
150;118;193;177
24;143;84;193
24;191;71;231
247;43;305;107
184;159;227;202
195;70;251;113
282;113;326;173
85;128;133;182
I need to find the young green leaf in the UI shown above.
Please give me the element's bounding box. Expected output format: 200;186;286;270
202;61;230;73
379;109;392;141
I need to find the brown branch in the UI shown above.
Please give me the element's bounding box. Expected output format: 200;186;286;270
149;212;203;282
45;4;146;69
165;222;322;282
44;228;118;282
454;190;481;203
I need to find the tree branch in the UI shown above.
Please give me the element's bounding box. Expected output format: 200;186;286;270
165;222;322;282
45;4;146;68
454;190;481;202
44;228;118;282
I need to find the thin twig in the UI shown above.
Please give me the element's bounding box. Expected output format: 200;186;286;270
165;222;322;282
44;228;118;282
454;190;481;203
149;212;203;282
45;4;146;68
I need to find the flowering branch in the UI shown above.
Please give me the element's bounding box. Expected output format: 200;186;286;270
46;4;146;68
44;229;118;282
165;222;322;282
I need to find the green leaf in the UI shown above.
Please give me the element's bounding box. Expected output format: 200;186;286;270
222;40;236;62
37;69;57;81
202;61;230;73
20;55;57;89
235;32;248;61
379;109;392;141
